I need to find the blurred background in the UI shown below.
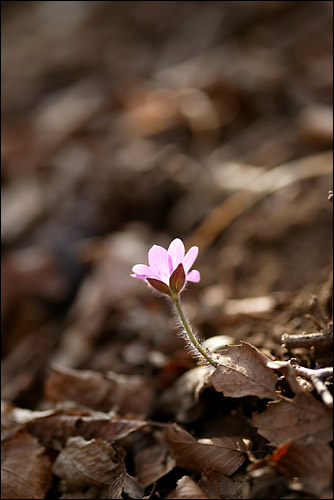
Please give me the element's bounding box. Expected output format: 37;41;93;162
1;1;333;407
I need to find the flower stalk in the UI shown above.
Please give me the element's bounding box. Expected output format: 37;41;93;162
173;296;217;367
131;238;217;368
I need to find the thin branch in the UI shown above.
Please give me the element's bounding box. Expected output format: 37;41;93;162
281;327;333;352
279;358;333;407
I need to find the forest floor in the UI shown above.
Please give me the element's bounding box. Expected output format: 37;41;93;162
1;2;333;499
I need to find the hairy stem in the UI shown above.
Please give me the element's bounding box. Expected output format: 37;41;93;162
174;296;217;367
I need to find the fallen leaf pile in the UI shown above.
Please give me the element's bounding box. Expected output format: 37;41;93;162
2;2;333;499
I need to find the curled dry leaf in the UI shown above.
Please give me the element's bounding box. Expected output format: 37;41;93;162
1;429;52;500
170;475;208;499
252;392;333;446
45;365;154;417
158;365;211;423
52;436;120;494
260;440;333;497
165;423;251;476
209;342;278;399
1;400;57;440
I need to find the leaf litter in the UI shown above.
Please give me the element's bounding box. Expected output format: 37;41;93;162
1;2;333;499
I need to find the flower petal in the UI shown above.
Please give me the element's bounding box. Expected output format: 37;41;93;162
148;245;173;283
183;246;199;273
131;264;157;279
186;269;200;282
168;238;185;270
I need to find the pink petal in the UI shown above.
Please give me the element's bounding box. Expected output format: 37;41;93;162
168;238;185;270
186;269;200;282
148;245;173;283
183;246;199;273
131;264;157;279
131;273;147;280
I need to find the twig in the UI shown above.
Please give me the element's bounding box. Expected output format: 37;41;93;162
281;327;333;352
286;358;333;407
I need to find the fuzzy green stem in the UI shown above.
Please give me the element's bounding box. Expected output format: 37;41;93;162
174;296;217;367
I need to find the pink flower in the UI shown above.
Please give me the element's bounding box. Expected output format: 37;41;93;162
131;238;200;296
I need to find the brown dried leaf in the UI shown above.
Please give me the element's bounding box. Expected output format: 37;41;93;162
2;400;148;454
267;441;332;497
134;437;176;488
1;182;48;245
209;342;278;399
252;392;333;446
27;412;147;450
108;445;145;499
165;423;251;476
170;476;208;499
199;470;249;499
45;365;154;417
1;247;67;318
1;331;54;402
52;436;120;492
59;488;100;499
158;365;211;423
52;233;151;368
1;429;52;499
1;400;57;440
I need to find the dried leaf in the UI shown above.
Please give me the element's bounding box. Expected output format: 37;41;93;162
267;441;333;497
59;488;100;499
1;429;52;499
1;247;67;317
209;342;278;399
52;436;120;492
158;365;211;423
108;445;145;499
134;438;176;488
171;475;208;499
199;470;249;499
45;365;154;417
252;392;333;445
2;401;146;450
1;331;54;402
27;412;147;450
52;233;151;368
1;400;58;440
165;423;251;476
1;181;48;245
222;295;278;316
